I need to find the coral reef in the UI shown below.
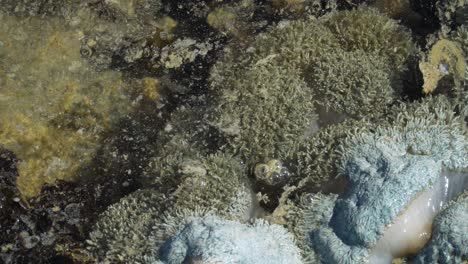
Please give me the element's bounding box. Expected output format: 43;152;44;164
1;1;467;263
87;189;171;263
283;193;338;263
210;8;417;169
414;190;468;264
307;96;467;263
285;119;371;193
305;50;395;118
159;215;303;264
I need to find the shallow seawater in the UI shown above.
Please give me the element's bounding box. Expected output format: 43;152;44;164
0;1;467;263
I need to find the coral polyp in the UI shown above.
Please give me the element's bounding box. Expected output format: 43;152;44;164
307;96;467;263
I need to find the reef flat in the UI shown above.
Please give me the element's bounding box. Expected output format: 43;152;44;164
0;0;467;263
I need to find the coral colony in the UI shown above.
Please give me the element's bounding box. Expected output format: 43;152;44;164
0;0;467;263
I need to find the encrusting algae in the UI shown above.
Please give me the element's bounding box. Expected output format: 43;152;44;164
0;12;160;199
419;38;467;94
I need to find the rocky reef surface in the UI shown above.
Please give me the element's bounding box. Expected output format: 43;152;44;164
0;0;467;263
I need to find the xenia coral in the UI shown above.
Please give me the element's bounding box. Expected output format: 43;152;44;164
90;103;257;262
414;190;468;264
285;118;371;193
209;8;417;168
307;96;467;263
323;7;418;72
0;12;144;198
170;153;254;219
283;193;338;263
305;50;395;118
89;190;255;263
159;215;303;264
87;189;172;263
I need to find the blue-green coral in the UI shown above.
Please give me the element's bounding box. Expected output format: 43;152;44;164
159;215;303;264
307;95;467;263
414;190;468;264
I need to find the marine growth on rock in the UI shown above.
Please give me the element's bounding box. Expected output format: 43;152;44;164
0;1;467;263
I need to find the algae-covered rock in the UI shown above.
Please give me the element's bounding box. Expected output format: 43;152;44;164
0;0;79;17
268;0;337;19
0;12;148;198
206;0;261;40
411;0;468;30
419;36;467;95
